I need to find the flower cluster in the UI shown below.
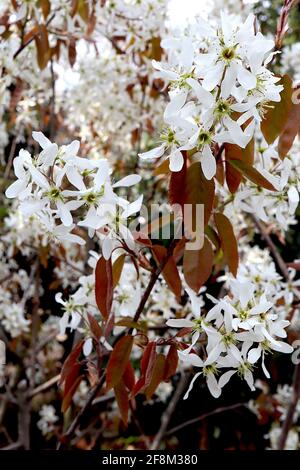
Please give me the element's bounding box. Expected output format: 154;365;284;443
139;13;283;178
5;132;142;258
37;405;58;437
168;276;293;398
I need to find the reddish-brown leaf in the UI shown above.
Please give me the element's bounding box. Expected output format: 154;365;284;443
261;74;293;144
164;345;178;380
224;139;254;193
215;212;239;277
114;379;129;426
68;38;76;67
131;342;157;397
142;342;157;384
168;151;187;207
173;237;186;263
204;225;221;251
106;336;134;389
115;317;146;332
112;254;126;288
278;101;300;158
228;159;276;191
60;340;84;386
149;37;163;61
35;24;50;70
87;313;102;341
123;362;135;391
183;162;215;226
23;25;39;44
95;256;113;320
62;375;83;413
151;245;182;300
154;158;170;176
38;0;51;19
183;237;214;292
145;354;166;400
176;327;193;337
131;377;146;397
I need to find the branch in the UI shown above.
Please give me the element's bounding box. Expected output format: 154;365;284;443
277;363;300;449
28;374;60;398
56;374;105;449
13;13;56;60
275;0;299;50
252;216;300;450
129;238;178;332
165;402;247;436
150;372;191;450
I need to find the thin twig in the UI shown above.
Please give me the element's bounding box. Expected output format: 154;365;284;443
4;137;17;180
277;363;300;449
28;374;60;398
150;372;191;450
166;402;247;435
129;238;178;332
1;441;22;450
0;273;13;286
56;374;105;449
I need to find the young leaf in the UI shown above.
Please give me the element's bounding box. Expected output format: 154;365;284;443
228;159;276;191
106;336;134;389
62;374;83;413
131;342;157;397
151;245;182;300
87;313;102;341
278;102;300;158
38;0;51;19
68;38;76;67
164;345;178;380
35;24;50;70
183;162;215;226
95;256;113;320
114;379;129;426
183;237;214;292
168;151;187;207
77;0;89;22
123;362;136;392
60;340;84;386
115;317;146;332
112;254;126;288
215;212;238;277
261;74;293;144
145;353;166;400
224;139;254;193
